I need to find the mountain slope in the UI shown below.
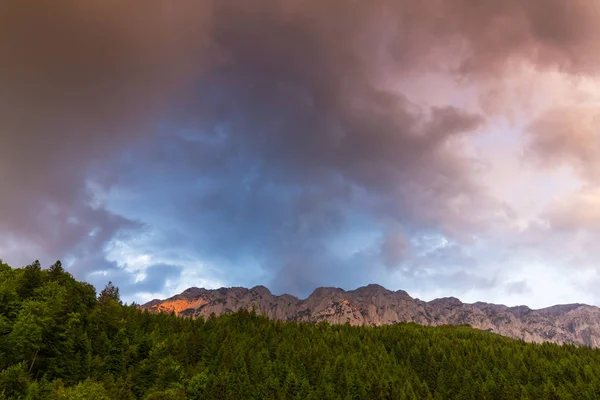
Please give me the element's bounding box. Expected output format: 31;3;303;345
141;284;600;347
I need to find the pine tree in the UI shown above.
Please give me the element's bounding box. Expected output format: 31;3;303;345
98;281;120;304
48;260;64;282
16;260;43;299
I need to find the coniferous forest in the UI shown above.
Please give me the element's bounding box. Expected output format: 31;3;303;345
2;260;600;399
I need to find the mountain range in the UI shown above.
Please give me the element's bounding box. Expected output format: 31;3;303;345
141;284;600;347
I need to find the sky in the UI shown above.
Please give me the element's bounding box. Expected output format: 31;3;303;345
1;0;600;308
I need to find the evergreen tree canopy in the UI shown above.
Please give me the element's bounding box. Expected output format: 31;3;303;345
1;260;600;399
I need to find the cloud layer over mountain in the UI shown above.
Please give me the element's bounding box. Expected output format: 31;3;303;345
1;0;600;307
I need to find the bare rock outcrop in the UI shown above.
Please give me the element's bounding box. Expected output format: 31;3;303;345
141;284;600;347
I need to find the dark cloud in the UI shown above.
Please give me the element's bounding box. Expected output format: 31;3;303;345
1;0;599;298
441;0;600;76
0;0;212;269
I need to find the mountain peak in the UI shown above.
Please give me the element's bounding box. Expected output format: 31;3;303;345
429;297;463;307
309;286;344;298
250;285;271;296
141;284;600;347
363;283;389;292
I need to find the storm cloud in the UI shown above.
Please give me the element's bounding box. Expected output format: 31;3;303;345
1;0;600;305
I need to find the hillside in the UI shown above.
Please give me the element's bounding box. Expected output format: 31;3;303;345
142;284;600;347
3;260;600;399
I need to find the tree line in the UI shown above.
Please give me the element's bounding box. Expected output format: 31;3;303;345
1;260;600;399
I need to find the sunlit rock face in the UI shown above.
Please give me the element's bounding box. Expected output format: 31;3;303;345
142;285;600;347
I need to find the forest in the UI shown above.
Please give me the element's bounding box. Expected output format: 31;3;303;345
2;260;600;399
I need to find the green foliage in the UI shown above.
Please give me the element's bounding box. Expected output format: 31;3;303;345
47;261;65;284
185;372;208;398
98;281;120;305
57;380;110;400
2;260;600;399
16;260;43;299
144;388;187;400
0;363;30;399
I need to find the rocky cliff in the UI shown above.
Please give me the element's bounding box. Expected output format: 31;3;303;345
141;284;600;347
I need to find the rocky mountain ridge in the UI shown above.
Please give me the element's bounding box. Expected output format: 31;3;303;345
141;284;600;347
